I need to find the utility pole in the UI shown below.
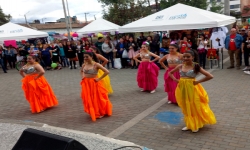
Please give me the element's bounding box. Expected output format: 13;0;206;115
62;0;71;40
224;0;231;32
84;13;89;23
65;0;72;32
224;0;230;16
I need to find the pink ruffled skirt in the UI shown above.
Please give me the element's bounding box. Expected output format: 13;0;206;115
137;62;159;91
128;49;138;59
164;67;180;103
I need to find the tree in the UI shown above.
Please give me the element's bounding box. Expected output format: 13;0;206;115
209;0;224;14
99;0;151;26
160;0;208;10
230;10;241;19
0;7;11;25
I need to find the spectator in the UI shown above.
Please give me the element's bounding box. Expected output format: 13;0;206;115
95;37;104;55
84;40;91;51
40;44;52;70
0;46;7;73
65;41;77;69
137;32;146;49
116;38;128;68
102;38;115;69
190;30;198;50
242;30;250;73
239;28;247;66
76;40;84;67
4;46;15;69
58;43;69;67
50;42;61;70
24;42;30;51
224;28;243;69
197;34;208;69
127;37;138;69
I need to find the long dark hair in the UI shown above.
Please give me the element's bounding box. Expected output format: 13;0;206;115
105;38;112;49
184;50;200;74
28;54;39;62
83;52;98;62
90;46;101;54
169;43;179;51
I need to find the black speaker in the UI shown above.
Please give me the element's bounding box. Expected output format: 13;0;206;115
12;128;88;150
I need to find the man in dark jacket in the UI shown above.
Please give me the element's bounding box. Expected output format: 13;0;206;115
116;38;128;68
137;32;146;49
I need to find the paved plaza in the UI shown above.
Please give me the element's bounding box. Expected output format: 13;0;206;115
0;56;250;150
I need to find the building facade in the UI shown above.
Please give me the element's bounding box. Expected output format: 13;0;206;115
241;0;250;18
19;23;88;34
207;0;241;12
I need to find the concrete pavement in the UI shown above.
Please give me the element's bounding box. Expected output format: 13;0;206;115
0;53;250;150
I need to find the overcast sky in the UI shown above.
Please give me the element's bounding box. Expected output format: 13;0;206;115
0;0;103;23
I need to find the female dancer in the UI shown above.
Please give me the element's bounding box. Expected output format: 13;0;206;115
159;43;182;104
89;46;113;94
20;55;58;113
169;50;216;132
80;52;112;121
134;42;160;93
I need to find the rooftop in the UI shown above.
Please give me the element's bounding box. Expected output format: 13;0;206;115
18;23;88;30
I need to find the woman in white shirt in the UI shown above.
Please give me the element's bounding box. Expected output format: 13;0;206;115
197;34;208;69
102;38;114;69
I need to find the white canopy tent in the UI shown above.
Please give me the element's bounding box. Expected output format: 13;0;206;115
119;3;236;33
0;22;48;41
77;18;121;34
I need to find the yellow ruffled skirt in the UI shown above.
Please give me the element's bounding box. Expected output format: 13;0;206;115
97;70;113;94
175;78;216;131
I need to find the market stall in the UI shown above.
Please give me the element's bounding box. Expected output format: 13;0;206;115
77;18;120;34
0;22;48;41
119;3;235;33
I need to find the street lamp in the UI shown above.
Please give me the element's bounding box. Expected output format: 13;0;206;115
41;18;47;24
24;11;30;25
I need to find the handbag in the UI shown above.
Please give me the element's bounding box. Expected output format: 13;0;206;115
122;49;129;58
72;57;78;61
114;58;122;69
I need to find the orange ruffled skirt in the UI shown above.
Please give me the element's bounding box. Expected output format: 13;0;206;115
21;74;58;113
80;78;112;121
175;78;216;131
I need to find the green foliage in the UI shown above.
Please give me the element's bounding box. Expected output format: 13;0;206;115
0;7;11;25
160;0;208;10
209;0;224;14
99;0;151;26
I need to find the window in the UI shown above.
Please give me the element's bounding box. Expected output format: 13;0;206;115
230;4;240;9
210;0;221;2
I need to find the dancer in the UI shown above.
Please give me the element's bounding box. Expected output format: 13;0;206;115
134;42;160;93
90;46;113;94
20;55;58;113
159;43;182;104
169;50;216;132
80;52;112;121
